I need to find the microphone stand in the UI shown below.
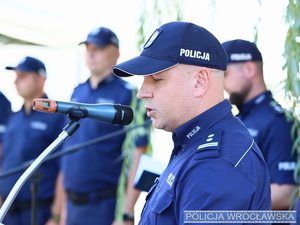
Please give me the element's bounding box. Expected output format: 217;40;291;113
30;170;41;225
0;119;80;225
0;118;151;225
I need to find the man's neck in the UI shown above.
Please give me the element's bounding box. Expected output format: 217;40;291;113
24;100;33;114
89;70;112;89
23;92;45;115
244;82;267;103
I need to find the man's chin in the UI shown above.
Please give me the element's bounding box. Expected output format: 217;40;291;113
151;118;164;130
151;118;159;128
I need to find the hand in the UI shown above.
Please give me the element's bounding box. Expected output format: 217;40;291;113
45;218;65;225
45;215;64;225
111;220;134;225
44;219;58;225
124;221;134;225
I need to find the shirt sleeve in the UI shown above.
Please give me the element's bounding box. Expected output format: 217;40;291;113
261;116;296;184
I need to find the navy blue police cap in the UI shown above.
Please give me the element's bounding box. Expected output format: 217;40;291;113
222;39;263;64
112;21;228;77
5;56;47;77
80;27;119;48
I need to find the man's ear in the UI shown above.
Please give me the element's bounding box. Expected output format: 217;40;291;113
193;68;210;98
37;75;46;89
243;61;256;79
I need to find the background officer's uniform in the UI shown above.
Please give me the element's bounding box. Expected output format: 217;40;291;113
0;92;11;148
0;57;66;225
296;199;300;223
237;91;296;185
62;75;149;225
138;100;271;224
0;96;65;225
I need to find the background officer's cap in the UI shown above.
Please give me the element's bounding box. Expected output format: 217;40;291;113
80;27;119;48
222;39;263;64
5;56;47;77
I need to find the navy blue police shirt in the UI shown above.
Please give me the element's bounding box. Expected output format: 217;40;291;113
62;75;148;193
0;92;12;143
0;98;65;200
139;100;271;225
237;91;296;185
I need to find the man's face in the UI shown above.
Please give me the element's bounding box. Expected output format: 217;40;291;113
224;63;251;107
137;65;195;132
85;43;119;75
14;72;43;99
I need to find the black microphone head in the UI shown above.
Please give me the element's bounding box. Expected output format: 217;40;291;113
113;104;134;125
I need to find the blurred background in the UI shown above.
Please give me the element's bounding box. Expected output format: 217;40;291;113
0;0;298;222
0;0;290;162
0;0;289;109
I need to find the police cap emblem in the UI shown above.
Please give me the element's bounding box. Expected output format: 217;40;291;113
144;29;161;49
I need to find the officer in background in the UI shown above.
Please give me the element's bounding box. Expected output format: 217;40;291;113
222;39;297;210
113;21;271;224
0;91;11;164
296;197;300;224
0;56;65;225
59;27;150;225
0;91;11;208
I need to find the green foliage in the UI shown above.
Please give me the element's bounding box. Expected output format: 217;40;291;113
253;0;262;43
283;0;300;184
137;0;183;51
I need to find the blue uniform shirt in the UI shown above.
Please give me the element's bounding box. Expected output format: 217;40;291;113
139;100;271;225
0;100;65;200
237;91;296;184
0;92;12;143
62;75;149;193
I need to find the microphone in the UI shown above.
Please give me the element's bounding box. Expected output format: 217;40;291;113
32;98;133;125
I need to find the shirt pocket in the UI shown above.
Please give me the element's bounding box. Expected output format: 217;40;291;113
151;189;175;224
22;129;49;160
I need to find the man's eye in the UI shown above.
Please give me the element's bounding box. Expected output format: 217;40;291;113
153;77;162;81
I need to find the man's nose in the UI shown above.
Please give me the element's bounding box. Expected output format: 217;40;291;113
137;80;153;99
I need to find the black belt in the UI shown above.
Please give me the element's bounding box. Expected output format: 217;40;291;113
67;187;117;205
8;198;53;213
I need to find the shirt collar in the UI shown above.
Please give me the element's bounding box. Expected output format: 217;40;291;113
172;99;232;149
88;74;115;89
238;91;272;117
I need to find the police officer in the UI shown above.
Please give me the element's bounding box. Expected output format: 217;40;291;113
0;91;11;164
222;39;297;211
0;56;65;225
112;21;271;224
0;91;11;209
60;27;150;225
